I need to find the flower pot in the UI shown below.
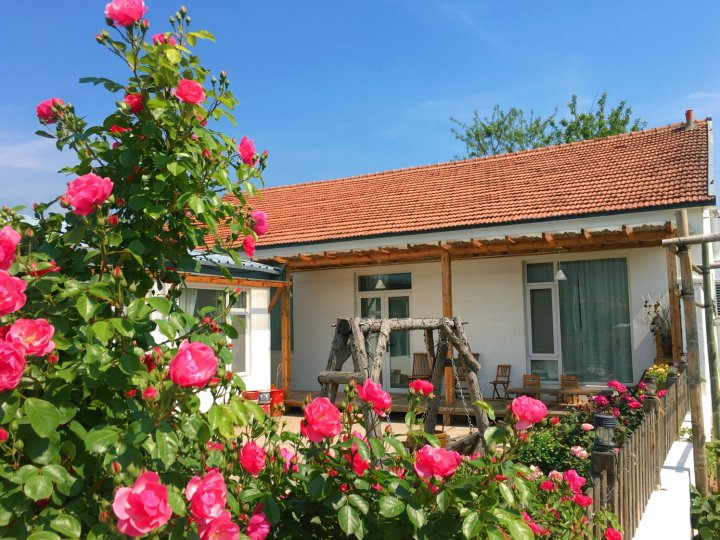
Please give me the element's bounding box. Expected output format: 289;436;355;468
242;390;259;402
269;388;285;417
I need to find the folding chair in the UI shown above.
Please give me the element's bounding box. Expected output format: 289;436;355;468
490;364;511;399
408;353;432;383
523;374;542;399
560;374;580;405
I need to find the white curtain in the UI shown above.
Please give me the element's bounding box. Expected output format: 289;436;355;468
178;287;198;315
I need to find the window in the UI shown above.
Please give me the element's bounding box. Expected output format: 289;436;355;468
179;286;249;374
525;259;632;382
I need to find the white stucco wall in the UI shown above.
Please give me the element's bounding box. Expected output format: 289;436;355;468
289;244;684;397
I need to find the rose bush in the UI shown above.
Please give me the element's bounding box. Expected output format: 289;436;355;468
0;3;622;538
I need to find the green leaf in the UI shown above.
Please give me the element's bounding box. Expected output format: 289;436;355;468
168;492;186;516
24;475;53;501
110;317;135;337
348;494;369;515
187;194;204;215
79;76;124;92
406;503;427;529
147;297;173;316
498;482;514;505
474;400;496;421
188;30;216;42
84;426;119;454
462;513;482;539
369;438;385;460
28;533;61;540
165;48;181;64
75;295;98;322
167;162;186;176
156;427;179;469
505;519;534;540
50;514;82;538
35;130;56;139
436;490;449;513
91;321;114;344
25;398;61;438
338;505;362;537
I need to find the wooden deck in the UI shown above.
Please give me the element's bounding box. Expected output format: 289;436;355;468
284;390;576;419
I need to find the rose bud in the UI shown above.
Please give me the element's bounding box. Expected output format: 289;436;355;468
108;215;119;227
0;428;8;443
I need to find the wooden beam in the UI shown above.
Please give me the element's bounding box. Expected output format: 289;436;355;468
267;286;282;313
666;248;682;363
281;271;292;391
181;273;289;289
441;251;455;408
675;209;708;495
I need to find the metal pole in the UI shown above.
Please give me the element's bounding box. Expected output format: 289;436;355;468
676;209;709;495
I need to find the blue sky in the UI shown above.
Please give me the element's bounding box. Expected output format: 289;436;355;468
2;1;720;209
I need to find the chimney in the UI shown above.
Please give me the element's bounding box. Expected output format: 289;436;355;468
683;109;696;130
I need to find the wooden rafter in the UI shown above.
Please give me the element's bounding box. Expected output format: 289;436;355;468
264;223;675;271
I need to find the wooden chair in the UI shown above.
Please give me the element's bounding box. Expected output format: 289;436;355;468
490;364;511;399
560;374;580;405
408;353;432;382
523;374;542;399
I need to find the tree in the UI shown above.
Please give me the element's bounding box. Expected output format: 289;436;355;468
451;92;646;159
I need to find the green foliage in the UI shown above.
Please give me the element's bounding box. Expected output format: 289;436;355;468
691;486;720;539
451;92;646;158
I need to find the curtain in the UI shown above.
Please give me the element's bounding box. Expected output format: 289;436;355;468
559;259;632;383
178;287;198;315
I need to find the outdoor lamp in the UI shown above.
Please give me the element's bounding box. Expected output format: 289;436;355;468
642;375;658;396
593;412;618;453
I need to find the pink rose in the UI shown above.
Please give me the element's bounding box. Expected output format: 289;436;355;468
548;470;563;482
63;173;113;216
6;318;55;356
245;506;270;540
409;379;433;396
279;448;298;474
580;423;594;431
300;397;342;443
124;93;143;114
35;98;63;124
0;226;21;271
607;380;627;394
573;493;593;507
356;379;392;417
199;511;239;540
658;389;667;398
0;270;27;316
563;469;586;493
152;33;178;46
539;480;556;491
112;471;172;537
0;342;26;392
250;210;268;236
570;446;589;459
240;442;267;477
511;395;547;430
413;445;462;480
185;470;227;525
604;527;623;540
175;79;206;104
243;235;256;258
142;387;157;400
628;400;642;409
105;0;147;27
0;427;8;442
238;136;257;166
169;340;218;388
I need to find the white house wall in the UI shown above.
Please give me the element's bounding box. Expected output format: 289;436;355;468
290;246;676;397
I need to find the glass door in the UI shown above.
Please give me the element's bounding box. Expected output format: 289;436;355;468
359;294;411;390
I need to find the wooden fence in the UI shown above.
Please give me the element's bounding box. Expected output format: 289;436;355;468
586;371;689;538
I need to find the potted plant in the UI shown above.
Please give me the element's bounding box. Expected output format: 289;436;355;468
642;296;672;357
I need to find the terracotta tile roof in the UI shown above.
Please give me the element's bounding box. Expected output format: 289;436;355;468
227;121;713;248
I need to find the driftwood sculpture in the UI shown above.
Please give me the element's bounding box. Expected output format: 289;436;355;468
318;316;489;454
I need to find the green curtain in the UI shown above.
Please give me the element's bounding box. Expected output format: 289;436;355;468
558;259;632;383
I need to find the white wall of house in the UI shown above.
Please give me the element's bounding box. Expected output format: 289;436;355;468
289;245;680;397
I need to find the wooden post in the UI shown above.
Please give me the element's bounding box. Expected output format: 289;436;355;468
441;250;455;410
676;209;709;495
666;248;683;363
281;276;292;391
702;242;720;486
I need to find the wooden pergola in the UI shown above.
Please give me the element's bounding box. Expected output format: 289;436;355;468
261;222;680;404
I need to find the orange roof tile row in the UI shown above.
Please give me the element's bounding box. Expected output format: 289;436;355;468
225;121;713;248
